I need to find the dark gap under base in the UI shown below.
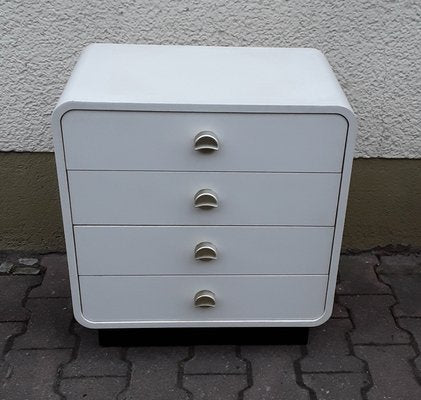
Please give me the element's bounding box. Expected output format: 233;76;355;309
98;327;309;347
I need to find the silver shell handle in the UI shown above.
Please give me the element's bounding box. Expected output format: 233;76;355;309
194;131;219;153
194;189;218;209
194;290;216;308
195;242;218;261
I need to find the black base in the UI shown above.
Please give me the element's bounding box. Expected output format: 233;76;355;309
98;327;309;347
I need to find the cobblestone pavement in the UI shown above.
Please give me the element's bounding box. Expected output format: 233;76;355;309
1;251;421;399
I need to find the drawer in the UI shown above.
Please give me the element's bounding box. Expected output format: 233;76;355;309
79;275;328;323
74;226;334;275
62;111;347;172
68;171;341;225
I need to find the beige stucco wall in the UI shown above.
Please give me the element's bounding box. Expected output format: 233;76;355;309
1;0;420;157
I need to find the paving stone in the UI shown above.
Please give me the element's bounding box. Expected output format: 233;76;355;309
0;323;24;382
332;301;349;318
0;275;41;322
399;318;421;374
12;266;41;275
12;298;75;349
340;253;378;267
184;345;246;374
355;345;421;400
0;261;13;274
337;254;390;294
0;322;23;355
301;319;364;372
0;362;8;382
60;377;127;399
378;254;421;274
184;374;248;400
18;258;39;266
399;319;421;347
62;323;128;377
341;295;410;344
241;345;309;400
119;347;189;399
382;274;421;317
0;253;38;265
30;253;70;298
1;349;71;400
303;373;368;400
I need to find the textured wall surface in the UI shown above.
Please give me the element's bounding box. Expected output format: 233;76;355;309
1;0;420;157
343;158;421;249
0;153;64;251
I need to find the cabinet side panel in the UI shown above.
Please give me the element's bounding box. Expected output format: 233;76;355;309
51;109;83;322
322;110;357;324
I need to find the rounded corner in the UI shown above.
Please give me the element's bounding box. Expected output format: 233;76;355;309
73;309;98;329
79;43;103;58
52;101;78;123
308;47;324;57
84;42;99;52
332;106;357;127
309;306;334;327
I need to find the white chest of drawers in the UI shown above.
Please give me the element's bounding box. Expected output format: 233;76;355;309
53;44;356;330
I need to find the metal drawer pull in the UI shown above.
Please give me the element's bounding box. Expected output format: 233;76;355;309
195;242;218;261
194;290;216;308
194;131;219;152
194;189;218;209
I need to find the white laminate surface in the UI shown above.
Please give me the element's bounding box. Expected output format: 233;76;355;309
68;171;341;226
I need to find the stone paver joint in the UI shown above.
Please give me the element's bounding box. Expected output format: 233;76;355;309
0;251;420;399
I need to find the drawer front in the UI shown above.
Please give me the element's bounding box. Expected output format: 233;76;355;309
68;171;341;226
74;226;334;275
62;111;347;172
79;275;328;323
